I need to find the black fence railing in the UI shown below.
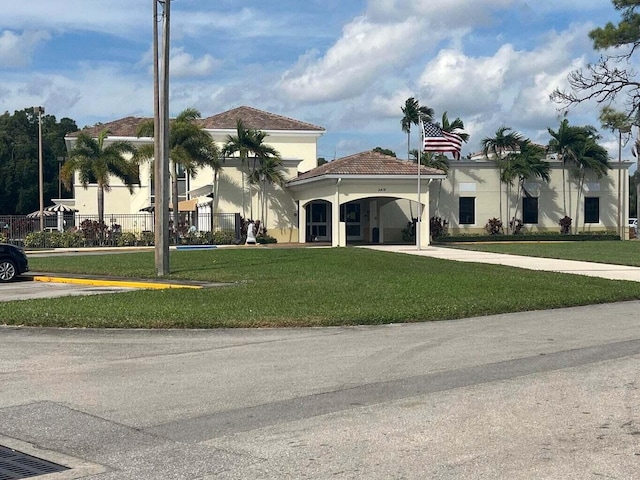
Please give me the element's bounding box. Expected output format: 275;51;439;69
0;213;241;248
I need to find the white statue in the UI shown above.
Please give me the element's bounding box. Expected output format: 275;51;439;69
246;221;256;245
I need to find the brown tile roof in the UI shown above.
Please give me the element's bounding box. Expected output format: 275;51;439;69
66;116;150;138
200;106;324;131
67;106;324;138
290;150;446;183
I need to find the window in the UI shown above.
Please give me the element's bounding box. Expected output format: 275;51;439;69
459;197;475;225
522;197;538;224
585;197;600;223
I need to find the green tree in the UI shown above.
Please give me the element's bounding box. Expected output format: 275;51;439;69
551;1;640;120
547;119;587;218
0;109;77;214
137;108;219;239
61;129;139;239
481;126;523;220
439;112;470;144
222;120;281;220
373;147;396;157
572;135;610;233
401;97;434;219
248;155;285;232
501;140;550;233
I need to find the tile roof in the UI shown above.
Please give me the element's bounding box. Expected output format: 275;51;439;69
66;106;325;138
290;150;446;183
67;116;149;138
200;106;324;131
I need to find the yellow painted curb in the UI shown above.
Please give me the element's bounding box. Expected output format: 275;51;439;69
32;276;202;290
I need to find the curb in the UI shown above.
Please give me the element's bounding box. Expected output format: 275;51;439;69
31;275;203;290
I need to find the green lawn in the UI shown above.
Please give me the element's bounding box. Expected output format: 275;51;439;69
2;247;640;328
446;240;640;266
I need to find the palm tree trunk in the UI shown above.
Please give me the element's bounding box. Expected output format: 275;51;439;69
407;130;414;220
97;185;105;245
575;172;585;234
171;161;179;244
562;162;567;217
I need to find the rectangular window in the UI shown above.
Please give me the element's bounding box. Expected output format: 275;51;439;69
522;197;539;224
585;197;600;223
459;197;475;225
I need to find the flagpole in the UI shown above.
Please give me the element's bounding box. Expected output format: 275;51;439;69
417;121;422;250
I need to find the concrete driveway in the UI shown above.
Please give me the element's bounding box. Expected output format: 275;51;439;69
1;301;639;479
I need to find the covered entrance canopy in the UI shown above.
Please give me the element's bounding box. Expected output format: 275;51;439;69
286;150;446;247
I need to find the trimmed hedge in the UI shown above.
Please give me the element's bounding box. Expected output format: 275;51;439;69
435;233;621;243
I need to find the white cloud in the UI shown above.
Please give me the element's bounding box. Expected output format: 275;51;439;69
0;30;50;67
278;16;423;103
170;47;219;78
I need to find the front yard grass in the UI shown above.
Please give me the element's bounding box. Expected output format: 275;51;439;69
2;247;640;328
446;240;640;266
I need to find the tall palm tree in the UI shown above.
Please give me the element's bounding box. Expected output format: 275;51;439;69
221;119;254;219
572;136;610;233
61;129;139;242
401;97;434;217
547;119;585;218
248;155;285;233
439;112;470;144
245;128;281;220
501;139;550;233
481;126;523;221
137;108;219;241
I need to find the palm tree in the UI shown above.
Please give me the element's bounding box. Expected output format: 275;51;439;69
248;155;285;233
245;128;281;220
137;108;219;241
221;119;254;219
401;97;434;217
501;140;550;233
547;119;585;218
61;129;139;242
481;126;523;221
439;112;470;144
572;136;610;233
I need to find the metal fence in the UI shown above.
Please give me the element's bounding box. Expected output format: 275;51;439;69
0;212;241;248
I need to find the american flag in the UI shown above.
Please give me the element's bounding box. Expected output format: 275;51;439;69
422;122;462;160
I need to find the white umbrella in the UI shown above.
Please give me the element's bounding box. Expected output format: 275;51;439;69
45;204;78;213
45;204;78;231
26;210;55;218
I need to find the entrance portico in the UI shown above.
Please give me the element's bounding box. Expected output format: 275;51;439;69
287;151;446;247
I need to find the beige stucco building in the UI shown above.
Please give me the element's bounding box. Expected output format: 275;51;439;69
63;106;632;245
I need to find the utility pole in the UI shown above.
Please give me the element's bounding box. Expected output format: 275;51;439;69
35;106;45;231
154;0;170;275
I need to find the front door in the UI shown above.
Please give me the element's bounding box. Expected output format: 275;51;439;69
306;201;331;242
340;201;362;241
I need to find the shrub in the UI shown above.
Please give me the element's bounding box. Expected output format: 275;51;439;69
430;216;449;239
485;218;504;235
559;216;572;234
402;218;418;242
509;218;523;235
117;232;137;247
138;231;155;246
212;230;235;245
256;234;277;244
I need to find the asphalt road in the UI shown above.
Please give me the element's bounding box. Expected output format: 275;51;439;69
1;302;639;479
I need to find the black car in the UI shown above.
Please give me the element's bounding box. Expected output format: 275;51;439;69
0;243;29;282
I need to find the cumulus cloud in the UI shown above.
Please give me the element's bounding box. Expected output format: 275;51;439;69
278;16;423;103
170;47;219;78
0;30;50;68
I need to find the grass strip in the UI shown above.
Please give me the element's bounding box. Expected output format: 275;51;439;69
2;247;640;328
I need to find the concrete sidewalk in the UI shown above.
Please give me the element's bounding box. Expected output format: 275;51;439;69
363;244;640;282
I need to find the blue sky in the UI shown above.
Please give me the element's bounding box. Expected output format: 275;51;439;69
0;1;635;162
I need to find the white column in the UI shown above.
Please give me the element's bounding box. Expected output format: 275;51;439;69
298;202;306;244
